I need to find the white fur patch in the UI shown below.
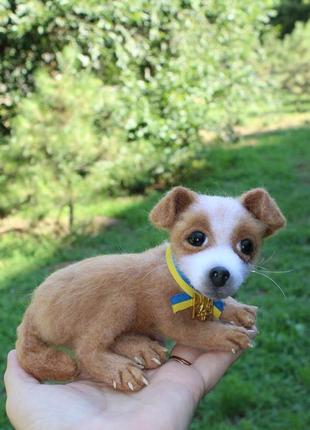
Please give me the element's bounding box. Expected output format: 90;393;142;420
177;195;251;298
194;195;248;245
178;245;250;298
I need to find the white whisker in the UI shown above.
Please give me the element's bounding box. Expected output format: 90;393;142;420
258;251;275;266
255;265;294;274
251;269;287;298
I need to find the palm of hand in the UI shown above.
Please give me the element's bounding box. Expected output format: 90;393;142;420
5;347;241;430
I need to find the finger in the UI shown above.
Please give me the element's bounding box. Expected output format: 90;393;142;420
4;350;40;395
153;345;240;401
141;366;200;430
149;349;205;403
170;344;204;364
193;350;240;392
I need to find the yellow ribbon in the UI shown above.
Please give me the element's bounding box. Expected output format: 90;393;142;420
166;245;223;320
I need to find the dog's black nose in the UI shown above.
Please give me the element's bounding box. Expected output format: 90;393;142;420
209;266;230;287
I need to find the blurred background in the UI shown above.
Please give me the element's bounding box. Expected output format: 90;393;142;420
0;1;309;429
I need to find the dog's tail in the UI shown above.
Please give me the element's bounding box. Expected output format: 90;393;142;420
16;309;78;381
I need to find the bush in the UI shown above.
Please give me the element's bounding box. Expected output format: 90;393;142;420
266;21;310;109
271;0;310;37
1;0;282;220
3;45;123;228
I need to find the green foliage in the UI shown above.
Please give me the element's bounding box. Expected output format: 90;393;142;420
1;125;309;429
272;0;310;37
1;0;278;134
266;21;310;109
3;45;122;228
1;0;284;218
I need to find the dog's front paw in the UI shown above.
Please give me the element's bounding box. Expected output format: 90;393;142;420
221;303;257;329
234;305;257;328
221;326;254;353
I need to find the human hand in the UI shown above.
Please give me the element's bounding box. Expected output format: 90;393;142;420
5;340;255;430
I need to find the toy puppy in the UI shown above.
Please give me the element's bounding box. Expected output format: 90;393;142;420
16;187;285;392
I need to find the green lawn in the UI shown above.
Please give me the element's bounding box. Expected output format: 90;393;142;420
1;125;309;429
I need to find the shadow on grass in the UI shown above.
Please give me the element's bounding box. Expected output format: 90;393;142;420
0;125;309;429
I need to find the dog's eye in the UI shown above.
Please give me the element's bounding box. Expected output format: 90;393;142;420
187;231;207;247
237;239;254;255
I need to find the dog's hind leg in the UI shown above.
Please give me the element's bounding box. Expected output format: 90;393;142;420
16;310;78;381
75;304;148;392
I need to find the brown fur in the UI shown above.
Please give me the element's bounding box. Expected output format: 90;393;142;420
231;217;265;263
149;186;196;229
240;188;286;237
16;186;285;392
170;210;216;256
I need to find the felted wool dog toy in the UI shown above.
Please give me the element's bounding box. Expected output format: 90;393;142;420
16;186;285;392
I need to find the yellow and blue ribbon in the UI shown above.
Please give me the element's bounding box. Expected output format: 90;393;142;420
166;245;224;319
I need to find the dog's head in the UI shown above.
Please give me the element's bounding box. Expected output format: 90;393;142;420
150;186;286;299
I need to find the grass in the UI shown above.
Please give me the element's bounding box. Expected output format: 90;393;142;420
0;124;309;429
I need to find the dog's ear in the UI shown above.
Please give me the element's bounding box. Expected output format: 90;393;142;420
240;188;286;237
149;186;197;229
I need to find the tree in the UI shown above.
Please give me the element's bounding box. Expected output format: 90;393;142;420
1;0;281;219
6;45;122;230
271;0;310;37
1;0;278;138
266;21;310;108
